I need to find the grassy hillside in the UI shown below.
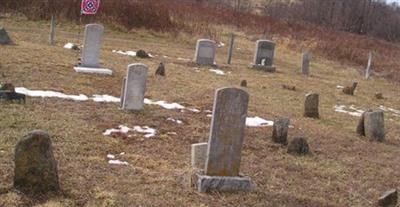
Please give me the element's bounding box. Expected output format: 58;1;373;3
0;15;400;206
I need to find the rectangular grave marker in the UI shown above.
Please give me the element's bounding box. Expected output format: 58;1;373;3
121;64;148;111
194;39;216;65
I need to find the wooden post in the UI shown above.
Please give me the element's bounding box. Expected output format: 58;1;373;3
227;33;235;65
49;15;56;45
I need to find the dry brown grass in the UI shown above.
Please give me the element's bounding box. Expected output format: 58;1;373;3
0;16;400;206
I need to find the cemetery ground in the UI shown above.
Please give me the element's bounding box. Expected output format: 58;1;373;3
1;17;400;206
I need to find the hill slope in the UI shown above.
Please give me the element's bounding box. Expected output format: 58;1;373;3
0;16;400;206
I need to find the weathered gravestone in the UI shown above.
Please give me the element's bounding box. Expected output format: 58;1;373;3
121;64;148;111
194;39;216;66
301;53;310;75
49;15;56;45
191;142;208;169
250;40;276;72
0;83;25;103
356;109;373;136
74;24;112;75
193;87;253;192
272;118;290;145
304;93;319;118
0;27;12;45
364;110;385;142
14;130;60;194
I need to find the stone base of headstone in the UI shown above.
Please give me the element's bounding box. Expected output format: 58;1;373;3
74;66;113;75
192;172;253;193
191;143;208;169
249;64;276;73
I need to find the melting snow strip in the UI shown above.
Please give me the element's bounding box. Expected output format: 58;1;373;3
209;69;225;75
103;125;156;138
246;116;274;127
167;118;183;124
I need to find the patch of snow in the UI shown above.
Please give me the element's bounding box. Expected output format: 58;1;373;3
334;105;364;117
145;99;185;110
103;125;156;138
177;57;191;62
204;110;212;113
15;87;89;101
112;50;137;57
108;160;129;165
167;118;183;124
207;114;212;118
217;42;225;47
148;53;155;58
187;108;201;113
64;43;77;49
336;85;345;89
120;152;125;155
92;95;120;103
209;69;225;75
107;154;116;159
379;105;400;117
246;116;274;127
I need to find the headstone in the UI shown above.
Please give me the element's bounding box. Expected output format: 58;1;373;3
205;87;249;177
14;131;60;194
227;34;235;64
364;110;385;142
121;64;148;111
0;27;12;45
272;118;290;145
193;88;252;193
301;53;310;75
74;24;112;75
304;93;319;118
49;15;56;45
191;143;208;169
356;110;372;136
378;189;397;207
250;40;276;72
194;39;216;65
366;52;373;79
287;137;310;155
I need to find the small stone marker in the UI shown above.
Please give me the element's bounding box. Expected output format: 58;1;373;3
0;83;25;103
136;49;150;58
250;40;276;72
378;189;397;207
193;87;252;193
342;82;358;95
227;34;235;64
121;64;148;111
74;24;112;75
375;92;384;99
14;130;60;194
240;80;247;87
288;137;310;155
49;15;56;45
304;93;319;118
364;110;385;141
0;27;12;45
301;53;310;75
155;62;166;76
272;118;290;145
191;142;208;169
365;52;373;79
194;39;216;65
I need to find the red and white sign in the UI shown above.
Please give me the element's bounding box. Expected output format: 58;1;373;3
81;0;101;15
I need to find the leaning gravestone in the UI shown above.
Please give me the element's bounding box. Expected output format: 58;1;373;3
193;87;253;193
304;92;319;118
301;53;310;75
364;110;385;142
121;64;148;111
272;118;290;145
0;27;12;45
194;39;216;66
250;40;276;72
74;24;112;75
14;130;60;194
